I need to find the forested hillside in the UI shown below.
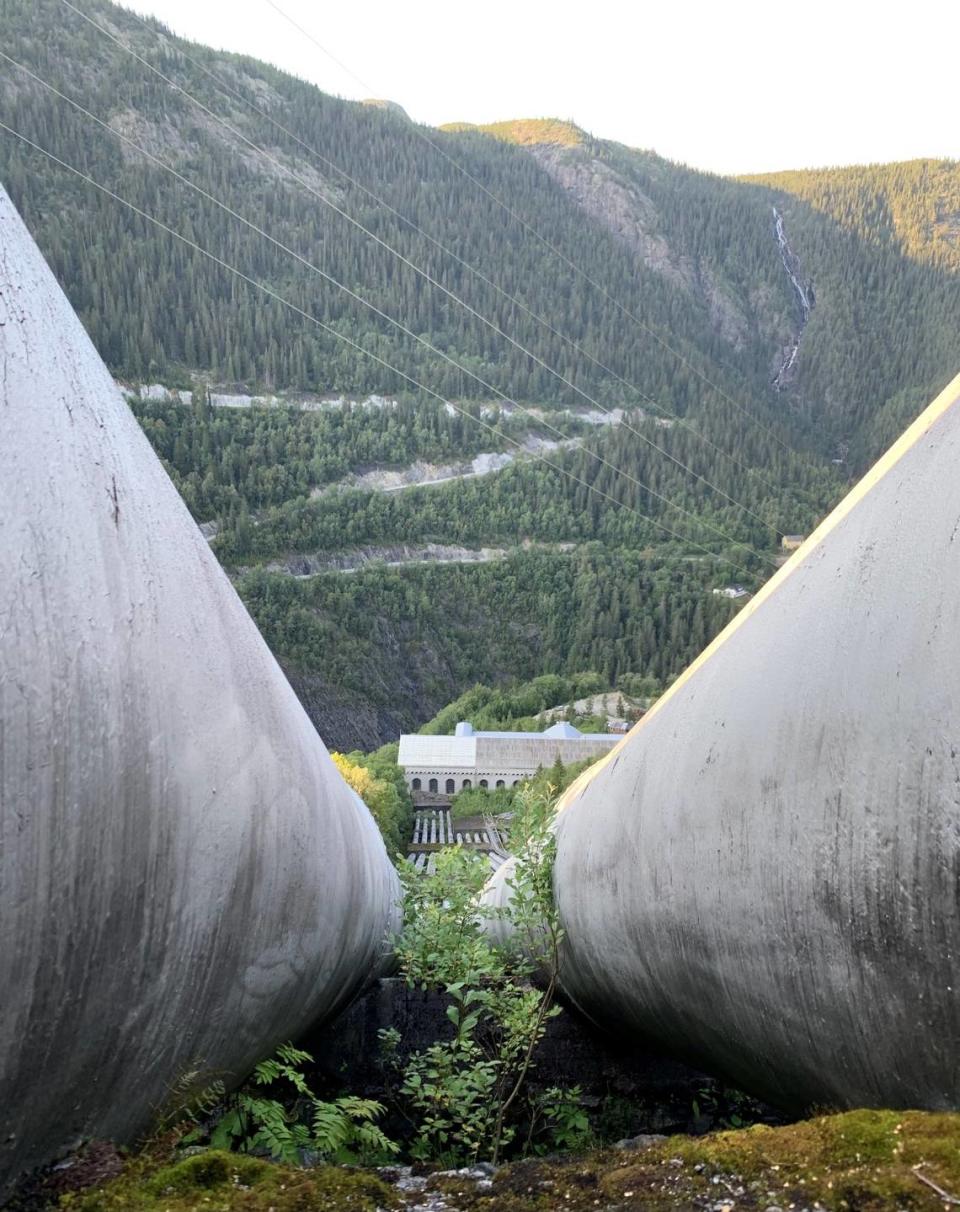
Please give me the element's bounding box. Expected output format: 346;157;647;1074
131;394;580;520
416;672;658;736
2;0;957;747
741;159;960;460
1;0;794;422
744;159;960;273
237;548;737;749
5;0;958;460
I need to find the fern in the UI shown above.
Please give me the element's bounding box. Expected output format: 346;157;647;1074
153;1060;227;1136
353;1118;399;1159
277;1042;312;1069
312;1097;398;1161
209;1107;245;1152
202;1043;398;1165
312;1101;350;1154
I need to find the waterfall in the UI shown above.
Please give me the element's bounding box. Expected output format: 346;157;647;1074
772;206;814;390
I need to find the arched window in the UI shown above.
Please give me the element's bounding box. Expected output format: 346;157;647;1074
445;778;455;794
496;780;505;788
462;778;472;789
479;779;488;789
412;778;421;791
513;779;521;786
429;778;438;793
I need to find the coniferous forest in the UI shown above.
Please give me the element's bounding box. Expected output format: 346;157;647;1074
2;0;958;746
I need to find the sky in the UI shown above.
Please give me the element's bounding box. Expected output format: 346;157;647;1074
122;0;958;176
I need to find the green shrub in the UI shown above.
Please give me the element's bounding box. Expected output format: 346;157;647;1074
386;784;580;1164
190;1043;397;1166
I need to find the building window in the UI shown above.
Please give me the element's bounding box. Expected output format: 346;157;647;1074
496;780;505;788
462;778;472;789
479;779;488;789
412;778;421;791
429;778;438;793
513;779;520;786
445;778;455;794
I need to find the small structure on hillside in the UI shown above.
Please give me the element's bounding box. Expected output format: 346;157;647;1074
398;720;619;799
781;534;806;551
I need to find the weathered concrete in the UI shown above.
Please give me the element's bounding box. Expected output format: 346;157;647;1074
0;186;400;1190
489;372;960;1112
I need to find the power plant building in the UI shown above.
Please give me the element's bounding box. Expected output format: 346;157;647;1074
397;721;620;798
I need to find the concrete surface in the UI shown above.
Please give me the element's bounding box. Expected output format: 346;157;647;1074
0;185;400;1191
489;372;960;1112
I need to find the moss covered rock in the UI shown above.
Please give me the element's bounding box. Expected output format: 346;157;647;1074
421;1110;960;1211
61;1150;398;1212
50;1112;960;1211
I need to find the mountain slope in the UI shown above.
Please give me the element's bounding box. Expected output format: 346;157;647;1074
2;0;958;746
4;0;957;466
744;159;960;273
237;546;738;750
1;0;788;420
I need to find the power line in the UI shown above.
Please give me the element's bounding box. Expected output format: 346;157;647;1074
151;33;796;522
3;53;776;568
54;0;783;555
262;0;809;462
33;18;782;568
0;119;764;583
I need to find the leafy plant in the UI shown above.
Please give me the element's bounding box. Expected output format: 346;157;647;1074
400;1038;500;1162
176;787;582;1170
388;783;566;1164
151;1060;226;1137
529;1086;593;1153
691;1079;768;1130
198;1042;398;1165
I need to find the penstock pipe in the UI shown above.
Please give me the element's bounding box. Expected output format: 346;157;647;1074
487;371;960;1112
0;184;399;1191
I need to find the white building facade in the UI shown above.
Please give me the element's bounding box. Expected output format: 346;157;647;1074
397;721;620;798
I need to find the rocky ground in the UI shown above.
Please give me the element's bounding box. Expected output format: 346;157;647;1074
8;1110;960;1212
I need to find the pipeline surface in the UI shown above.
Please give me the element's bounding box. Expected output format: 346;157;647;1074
489;372;960;1112
0;186;400;1190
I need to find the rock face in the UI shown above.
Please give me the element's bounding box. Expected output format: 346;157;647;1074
526;144;754;349
0;185;399;1191
360;99;410;121
488;371;960;1112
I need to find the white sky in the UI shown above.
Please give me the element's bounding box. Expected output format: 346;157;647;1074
120;0;959;176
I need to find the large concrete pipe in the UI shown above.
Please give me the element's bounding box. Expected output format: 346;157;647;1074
0;185;400;1190
489;372;960;1113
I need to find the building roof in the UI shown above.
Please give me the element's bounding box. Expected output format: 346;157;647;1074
397;720;618;768
450;719;591;740
542;721;583;738
398;734;476;767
